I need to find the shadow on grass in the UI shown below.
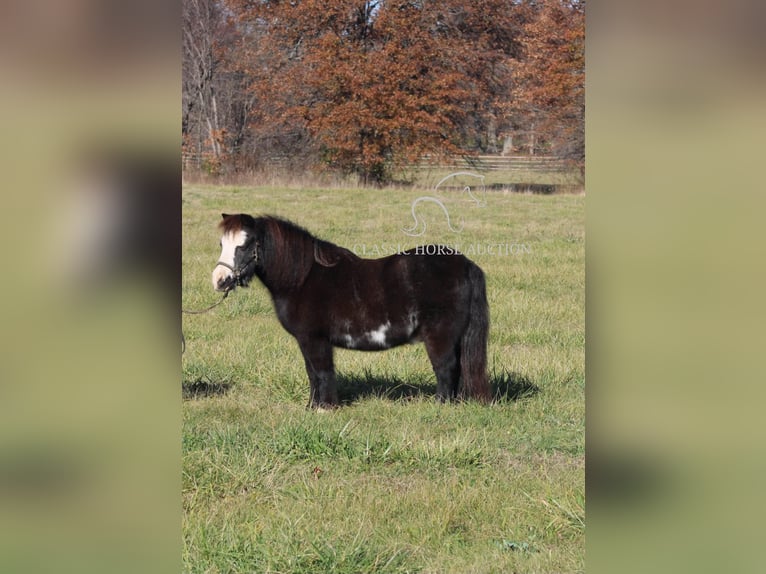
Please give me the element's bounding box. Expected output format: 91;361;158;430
336;369;539;405
490;369;540;402
182;379;232;400
337;371;436;404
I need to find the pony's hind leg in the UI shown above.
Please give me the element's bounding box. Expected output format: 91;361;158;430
423;334;461;402
297;338;338;408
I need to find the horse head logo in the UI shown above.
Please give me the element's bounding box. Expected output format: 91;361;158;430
402;172;486;237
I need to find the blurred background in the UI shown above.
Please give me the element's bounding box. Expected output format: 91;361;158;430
1;0;765;572
587;1;766;573
0;1;179;573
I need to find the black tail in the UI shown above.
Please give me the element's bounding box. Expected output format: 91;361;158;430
460;263;490;402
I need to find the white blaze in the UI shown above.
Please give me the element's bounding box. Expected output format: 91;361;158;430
212;229;248;290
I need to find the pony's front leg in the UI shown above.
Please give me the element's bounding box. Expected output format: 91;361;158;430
297;338;338;409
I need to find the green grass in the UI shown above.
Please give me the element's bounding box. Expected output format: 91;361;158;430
182;184;584;573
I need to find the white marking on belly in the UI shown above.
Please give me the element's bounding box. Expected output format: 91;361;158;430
365;321;391;346
406;312;418;337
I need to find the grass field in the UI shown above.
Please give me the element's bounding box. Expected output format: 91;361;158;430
397;164;582;191
182;183;584;573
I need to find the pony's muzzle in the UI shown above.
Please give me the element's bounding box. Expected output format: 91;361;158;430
212;265;236;292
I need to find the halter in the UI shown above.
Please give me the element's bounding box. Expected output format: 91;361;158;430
215;245;259;285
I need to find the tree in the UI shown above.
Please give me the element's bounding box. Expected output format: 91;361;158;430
185;0;585;183
227;1;441;183
510;0;585;163
225;0;531;184
183;0;224;163
296;3;473;183
183;0;254;173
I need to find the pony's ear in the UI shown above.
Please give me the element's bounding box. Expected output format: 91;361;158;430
221;213;230;219
314;240;350;267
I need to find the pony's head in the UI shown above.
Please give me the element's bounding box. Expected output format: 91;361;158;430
212;213;260;292
212;214;337;294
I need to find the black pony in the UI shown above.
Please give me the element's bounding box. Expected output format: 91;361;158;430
212;214;490;408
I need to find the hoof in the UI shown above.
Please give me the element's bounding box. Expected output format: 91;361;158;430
309;402;338;412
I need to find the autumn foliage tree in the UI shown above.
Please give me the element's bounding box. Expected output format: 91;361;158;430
510;0;585;161
183;0;585;183
227;0;512;184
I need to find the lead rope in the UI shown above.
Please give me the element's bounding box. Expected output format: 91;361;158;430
181;248;256;352
181;288;232;353
182;289;231;315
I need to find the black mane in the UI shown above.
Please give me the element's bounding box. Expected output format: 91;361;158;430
241;215;356;291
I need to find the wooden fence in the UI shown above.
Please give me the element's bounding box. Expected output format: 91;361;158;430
182;151;215;170
410;155;572;173
183;152;572;173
